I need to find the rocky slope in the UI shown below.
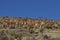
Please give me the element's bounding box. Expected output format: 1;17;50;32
0;16;60;40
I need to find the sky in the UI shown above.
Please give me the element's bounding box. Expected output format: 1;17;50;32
0;0;60;20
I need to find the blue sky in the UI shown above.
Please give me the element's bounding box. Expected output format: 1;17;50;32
0;0;60;20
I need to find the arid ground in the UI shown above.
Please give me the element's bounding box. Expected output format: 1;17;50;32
0;17;60;40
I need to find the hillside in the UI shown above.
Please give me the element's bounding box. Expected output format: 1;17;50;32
0;16;60;40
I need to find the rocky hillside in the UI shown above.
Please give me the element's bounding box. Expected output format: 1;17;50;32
0;16;60;40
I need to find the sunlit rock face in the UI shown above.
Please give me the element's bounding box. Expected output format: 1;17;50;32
0;16;60;40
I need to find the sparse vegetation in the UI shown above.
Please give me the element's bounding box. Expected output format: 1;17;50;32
0;17;60;40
